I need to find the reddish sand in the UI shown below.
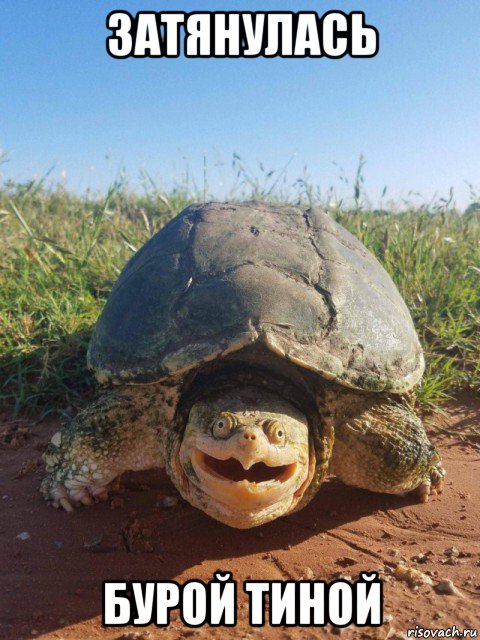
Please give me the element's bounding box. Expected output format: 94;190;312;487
0;397;479;640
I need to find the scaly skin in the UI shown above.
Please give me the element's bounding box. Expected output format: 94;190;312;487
41;382;445;524
328;391;445;501
41;386;173;510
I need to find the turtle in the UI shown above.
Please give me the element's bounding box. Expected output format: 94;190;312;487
41;202;445;529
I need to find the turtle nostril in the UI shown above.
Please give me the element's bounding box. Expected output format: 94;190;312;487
243;432;256;441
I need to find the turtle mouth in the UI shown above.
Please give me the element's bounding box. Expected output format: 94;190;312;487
193;450;297;485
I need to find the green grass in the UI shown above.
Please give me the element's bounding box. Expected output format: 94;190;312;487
1;163;479;418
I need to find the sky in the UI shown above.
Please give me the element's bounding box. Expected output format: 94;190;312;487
1;1;479;207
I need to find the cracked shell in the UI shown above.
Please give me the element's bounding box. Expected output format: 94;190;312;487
88;202;424;392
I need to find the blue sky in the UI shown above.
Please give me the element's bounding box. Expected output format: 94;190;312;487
1;1;479;207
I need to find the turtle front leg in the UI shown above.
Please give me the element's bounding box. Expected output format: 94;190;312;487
328;393;445;502
41;386;172;511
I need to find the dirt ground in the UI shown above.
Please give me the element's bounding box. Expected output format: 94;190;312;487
0;396;479;640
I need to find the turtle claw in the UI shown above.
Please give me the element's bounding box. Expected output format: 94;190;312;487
416;482;433;503
42;475;111;511
416;461;446;503
60;497;75;513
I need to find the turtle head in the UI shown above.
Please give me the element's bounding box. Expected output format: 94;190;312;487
174;387;315;528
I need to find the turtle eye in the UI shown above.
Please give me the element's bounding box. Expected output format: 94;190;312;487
263;419;286;446
212;413;235;439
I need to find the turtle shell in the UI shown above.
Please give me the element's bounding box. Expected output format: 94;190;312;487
88;202;424;392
